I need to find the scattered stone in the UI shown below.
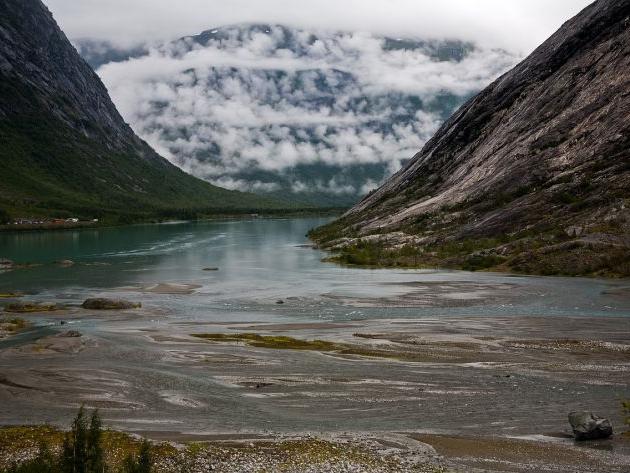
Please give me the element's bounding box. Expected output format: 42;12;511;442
565;226;584;238
0;259;14;269
568;411;613;440
55;259;75;267
57;330;81;338
4;302;63;313
202;267;219;271
82;298;141;310
139;283;201;295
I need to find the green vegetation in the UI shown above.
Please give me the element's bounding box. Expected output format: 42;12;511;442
0;317;28;332
0;85;302;221
623;400;630;436
193;333;443;362
310;217;630;277
120;440;151;473
3;303;63;313
318;236;508;271
192;333;338;351
0;208;10;225
0;408;154;473
0;423;443;472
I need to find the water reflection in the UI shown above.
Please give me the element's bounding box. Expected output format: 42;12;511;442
1;218;629;319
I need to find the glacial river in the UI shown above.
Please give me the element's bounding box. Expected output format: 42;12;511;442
1;217;629;321
0;218;629;438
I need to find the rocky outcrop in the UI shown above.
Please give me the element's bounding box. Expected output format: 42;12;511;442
568;412;613;440
311;0;630;277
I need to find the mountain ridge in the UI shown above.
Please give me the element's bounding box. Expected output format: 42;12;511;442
0;0;290;222
86;23;516;206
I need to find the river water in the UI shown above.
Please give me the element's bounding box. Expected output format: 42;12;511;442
0;218;629;438
1;217;629;321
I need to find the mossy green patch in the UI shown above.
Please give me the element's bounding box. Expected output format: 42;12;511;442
192;333;446;363
3;303;63;313
191;333;338;351
0;317;28;332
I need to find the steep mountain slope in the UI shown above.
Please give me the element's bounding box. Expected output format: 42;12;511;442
90;24;517;206
311;0;630;277
0;0;287;221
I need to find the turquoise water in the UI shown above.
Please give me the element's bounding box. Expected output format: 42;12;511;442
1;217;629;320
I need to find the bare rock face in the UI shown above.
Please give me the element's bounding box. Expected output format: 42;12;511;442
312;0;630;277
0;0;152;155
568;412;613;440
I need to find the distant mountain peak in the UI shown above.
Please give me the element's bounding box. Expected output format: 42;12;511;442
84;23;517;207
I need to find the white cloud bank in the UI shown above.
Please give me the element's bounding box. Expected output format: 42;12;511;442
45;0;592;55
95;26;518;196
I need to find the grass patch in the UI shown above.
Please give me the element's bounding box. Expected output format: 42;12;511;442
3;303;64;313
191;333;338;351
192;333;454;363
0;317;29;332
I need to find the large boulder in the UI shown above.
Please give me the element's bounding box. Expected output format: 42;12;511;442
568;412;613;440
82;298;141;310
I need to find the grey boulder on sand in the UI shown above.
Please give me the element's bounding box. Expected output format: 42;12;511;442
568;412;613;440
82;298;141;310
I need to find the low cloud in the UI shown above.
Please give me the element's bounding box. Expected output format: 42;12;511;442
47;0;592;55
97;26;518;196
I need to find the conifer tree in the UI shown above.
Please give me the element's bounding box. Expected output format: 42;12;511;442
87;410;105;473
72;406;88;473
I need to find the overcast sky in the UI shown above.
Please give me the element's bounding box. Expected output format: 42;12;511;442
45;0;593;54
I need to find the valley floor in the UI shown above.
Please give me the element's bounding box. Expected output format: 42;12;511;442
0;308;629;472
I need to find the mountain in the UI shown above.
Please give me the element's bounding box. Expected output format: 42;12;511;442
88;24;517;206
0;0;288;222
310;0;630;277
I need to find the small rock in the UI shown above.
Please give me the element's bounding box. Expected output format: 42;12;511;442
568;411;613;440
58;330;81;338
82;298;141;310
0;259;14;268
565;226;584;238
276;299;285;305
202;267;219;271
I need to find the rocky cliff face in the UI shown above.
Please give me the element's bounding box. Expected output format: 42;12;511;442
0;0;282;219
312;0;630;276
0;0;156;158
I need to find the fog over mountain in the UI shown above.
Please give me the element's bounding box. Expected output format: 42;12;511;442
78;25;517;205
46;0;592;53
